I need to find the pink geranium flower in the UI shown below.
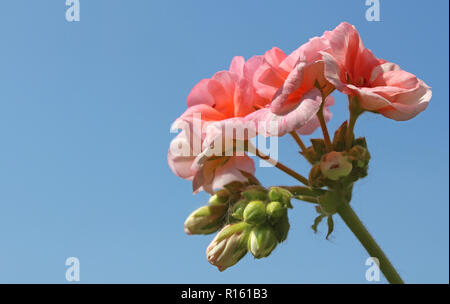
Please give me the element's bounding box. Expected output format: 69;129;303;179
247;42;335;136
168;57;259;193
321;22;431;121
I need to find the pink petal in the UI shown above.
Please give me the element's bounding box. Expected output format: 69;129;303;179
321;51;353;95
187;79;215;107
271;60;326;115
264;47;287;68
280;36;329;72
323;22;362;71
297;95;334;135
247;88;327;137
167;131;197;180
270;61;307;115
178;104;227;124
377;80;431;121
211;155;256;191
229;56;245;77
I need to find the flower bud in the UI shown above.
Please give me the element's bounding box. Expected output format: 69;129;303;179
268;187;293;208
309;164;325;188
184;204;227;235
230;199;249;221
243;200;267;225
266;201;286;223
209;189;230;205
273;215;290;243
353;137;368;149
248;225;278;259
268;188;283;202
320;151;353;181
206;222;251;271
348;145;371;168
242;185;268;201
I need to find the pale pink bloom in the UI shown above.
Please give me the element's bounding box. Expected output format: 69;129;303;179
168;57;259;193
248;43;334;136
321;22;431;121
168;129;255;194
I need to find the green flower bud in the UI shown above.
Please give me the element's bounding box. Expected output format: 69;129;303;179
266;201;287;223
243;200;267;225
248;225;278;259
353;137;368;149
269;187;293;209
320;151;353;181
242;185;268;201
209;189;230;205
309;164;325;188
268;188;283;201
230;199;249;220
273;215;290;243
348;145;371;168
206;222;251;271
184;204;227;235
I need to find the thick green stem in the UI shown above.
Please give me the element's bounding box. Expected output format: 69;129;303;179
345;96;363;150
345;112;358;150
337;203;404;284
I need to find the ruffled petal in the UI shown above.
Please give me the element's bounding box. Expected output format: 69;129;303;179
211;155;256;190
247;88;328;137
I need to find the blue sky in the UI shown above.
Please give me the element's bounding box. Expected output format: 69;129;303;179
0;0;448;283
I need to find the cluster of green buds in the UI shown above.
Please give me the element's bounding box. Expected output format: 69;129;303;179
184;182;292;271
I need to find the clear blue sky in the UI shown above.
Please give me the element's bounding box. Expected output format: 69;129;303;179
0;0;448;283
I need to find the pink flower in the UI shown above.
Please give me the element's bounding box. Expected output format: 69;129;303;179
247;42;334;136
321;22;431;121
168;57;259;193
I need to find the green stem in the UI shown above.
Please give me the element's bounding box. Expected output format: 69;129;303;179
345;96;363;150
290;131;307;153
345;112;358;150
254;148;309;186
293;195;319;204
317;98;333;152
337;203;404;284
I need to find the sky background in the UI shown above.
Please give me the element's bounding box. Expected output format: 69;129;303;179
0;0;448;283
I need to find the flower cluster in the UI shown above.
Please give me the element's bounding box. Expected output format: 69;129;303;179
168;22;431;273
